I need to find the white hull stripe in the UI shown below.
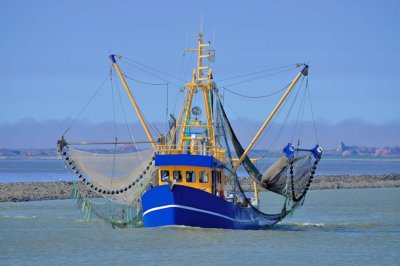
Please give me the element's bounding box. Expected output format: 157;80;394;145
143;204;249;223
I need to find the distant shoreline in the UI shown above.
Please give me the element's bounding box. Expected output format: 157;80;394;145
0;174;399;202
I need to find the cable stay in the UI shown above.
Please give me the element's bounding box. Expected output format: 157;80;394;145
123;74;168;86
62;75;110;137
215;64;303;86
219;68;299;88
122;56;186;82
119;56;186;89
223;83;290;99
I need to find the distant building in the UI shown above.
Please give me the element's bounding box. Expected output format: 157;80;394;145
336;141;347;153
336;142;400;157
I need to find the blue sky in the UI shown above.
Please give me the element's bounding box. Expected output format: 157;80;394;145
1;0;399;126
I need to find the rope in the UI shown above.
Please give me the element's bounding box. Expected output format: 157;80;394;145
277;76;305;142
183;52;195;80
122;56;186;83
122;73;171;135
112;68;144;162
111;70;118;141
222;99;257;138
291;78;308;143
113;62;160;141
261;77;304;154
110;70;117;186
223;83;289;99
61;75;109;137
166;83;169;133
254;77;304;170
219;68;298;88
306;77;319;144
256;91;291;163
216;64;299;83
120;59;182;89
123;74;168;86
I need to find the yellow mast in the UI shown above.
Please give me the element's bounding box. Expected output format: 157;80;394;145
178;70;197;151
109;55;156;150
224;65;308;182
178;33;216;155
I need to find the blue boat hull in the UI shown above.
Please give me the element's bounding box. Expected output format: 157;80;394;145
141;185;282;230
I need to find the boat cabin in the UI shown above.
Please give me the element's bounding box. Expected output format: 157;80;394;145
155;154;225;196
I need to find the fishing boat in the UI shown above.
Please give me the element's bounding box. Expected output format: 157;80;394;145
58;31;322;229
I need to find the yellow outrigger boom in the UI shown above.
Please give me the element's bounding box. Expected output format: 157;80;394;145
224;64;309;183
110;54;157;150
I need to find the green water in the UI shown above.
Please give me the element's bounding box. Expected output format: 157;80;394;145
0;188;399;265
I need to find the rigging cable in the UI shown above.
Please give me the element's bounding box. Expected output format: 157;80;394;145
220;81;293;163
62;75;109;137
122;73;172;134
114;66;172;139
222;99;257;139
254;77;305;171
111;69;118;143
219;68;297;88
121;56;186;83
291;78;309;143
120;59;182;89
166;83;169;133
110;68;117;186
273;76;305;149
253;87;293;170
116;55;185;125
183;52;195;80
223;83;290;99
306;77;319;144
215;64;299;83
123;74;168;86
111;68;144;162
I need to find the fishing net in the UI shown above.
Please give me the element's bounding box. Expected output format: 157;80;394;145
58;143;158;227
63;147;157;205
262;153;313;197
216;92;321;223
71;182;143;228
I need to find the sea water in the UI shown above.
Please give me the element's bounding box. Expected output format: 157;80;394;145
0;158;400;183
0;188;399;265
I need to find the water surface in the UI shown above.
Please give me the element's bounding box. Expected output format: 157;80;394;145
1;188;399;265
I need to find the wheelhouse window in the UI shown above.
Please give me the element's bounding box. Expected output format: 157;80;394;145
199;171;209;183
161;170;170;182
173;170;182;182
186;171;196;183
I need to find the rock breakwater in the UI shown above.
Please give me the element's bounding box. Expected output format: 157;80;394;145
1;174;399;202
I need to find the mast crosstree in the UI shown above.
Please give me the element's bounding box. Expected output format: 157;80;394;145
177;33;219;157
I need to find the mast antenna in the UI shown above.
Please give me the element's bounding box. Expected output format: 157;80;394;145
200;14;204;34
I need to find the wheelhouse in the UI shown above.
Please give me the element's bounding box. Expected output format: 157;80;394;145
155;154;224;196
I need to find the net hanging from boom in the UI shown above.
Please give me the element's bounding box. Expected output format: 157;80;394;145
58;140;158;227
65;148;156;204
216;89;321;207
